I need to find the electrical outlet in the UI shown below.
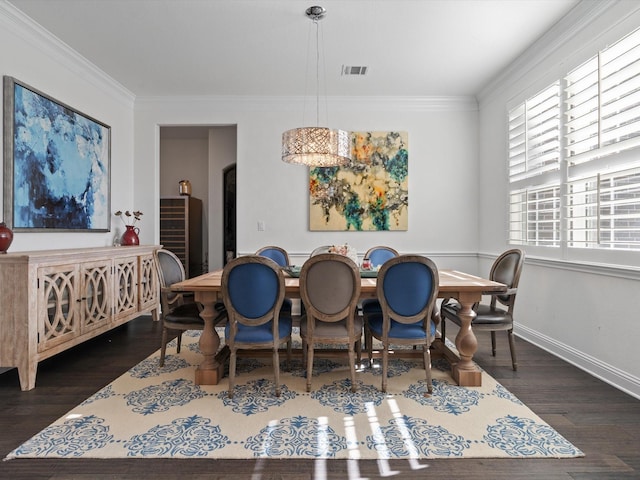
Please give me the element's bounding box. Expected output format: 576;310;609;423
257;221;265;231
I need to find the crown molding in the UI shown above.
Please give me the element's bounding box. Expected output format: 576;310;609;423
477;0;630;103
0;2;135;107
135;94;478;113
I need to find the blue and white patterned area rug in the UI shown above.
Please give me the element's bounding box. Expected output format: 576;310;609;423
6;330;583;460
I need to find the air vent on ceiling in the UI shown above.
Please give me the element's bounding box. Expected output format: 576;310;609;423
342;65;368;76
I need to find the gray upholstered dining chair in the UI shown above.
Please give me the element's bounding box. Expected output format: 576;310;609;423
299;253;362;393
222;255;292;398
155;248;226;367
364;255;439;393
310;245;332;257
440;248;525;371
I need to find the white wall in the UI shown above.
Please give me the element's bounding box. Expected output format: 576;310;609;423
135;97;481;273
0;4;135;251
159;136;209;200
477;0;640;398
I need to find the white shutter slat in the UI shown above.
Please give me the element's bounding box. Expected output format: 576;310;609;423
567;167;640;248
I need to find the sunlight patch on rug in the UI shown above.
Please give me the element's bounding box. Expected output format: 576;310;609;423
6;330;583;460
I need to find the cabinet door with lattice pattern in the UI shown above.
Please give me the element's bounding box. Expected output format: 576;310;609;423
37;264;80;352
113;256;138;321
80;259;112;333
138;253;158;312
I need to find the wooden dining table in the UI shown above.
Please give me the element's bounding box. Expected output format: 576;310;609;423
170;268;507;387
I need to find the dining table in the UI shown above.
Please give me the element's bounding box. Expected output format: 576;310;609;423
170;267;507;387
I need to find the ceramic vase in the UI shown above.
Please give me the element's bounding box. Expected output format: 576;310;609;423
121;225;140;246
0;222;13;254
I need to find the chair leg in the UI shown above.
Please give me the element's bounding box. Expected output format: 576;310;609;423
365;326;373;367
348;343;357;393
306;342;314;393
491;331;497;356
176;332;183;354
381;343;389;393
301;337;308;368
441;317;446;342
362;313;371;352
286;339;292;371
228;349;237;399
507;329;518;371
356;338;362;365
423;344;433;394
273;346;281;397
159;327;169;367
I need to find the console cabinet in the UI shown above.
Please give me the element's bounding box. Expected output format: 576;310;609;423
0;246;160;390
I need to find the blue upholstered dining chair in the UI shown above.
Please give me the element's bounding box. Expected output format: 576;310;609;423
256;245;293;314
299;253;362;393
440;248;525;371
364;245;399;269
361;246;399;353
256;245;290;267
221;255;293;398
364;255;439;393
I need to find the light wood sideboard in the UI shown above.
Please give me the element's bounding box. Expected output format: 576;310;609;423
0;245;161;390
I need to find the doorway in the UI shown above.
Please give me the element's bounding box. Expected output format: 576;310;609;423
223;164;236;265
159;125;237;271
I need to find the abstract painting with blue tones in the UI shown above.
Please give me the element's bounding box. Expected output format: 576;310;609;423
309;131;408;231
7;79;110;230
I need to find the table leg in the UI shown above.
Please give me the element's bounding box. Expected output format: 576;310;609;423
194;291;226;385
451;293;482;386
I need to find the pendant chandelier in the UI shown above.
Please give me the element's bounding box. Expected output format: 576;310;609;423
281;6;351;167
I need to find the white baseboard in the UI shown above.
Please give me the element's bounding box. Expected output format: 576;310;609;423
517;324;640;400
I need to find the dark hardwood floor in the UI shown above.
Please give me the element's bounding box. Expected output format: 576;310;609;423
1;315;639;479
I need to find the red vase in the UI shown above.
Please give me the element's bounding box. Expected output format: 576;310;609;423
0;222;13;254
121;225;140;246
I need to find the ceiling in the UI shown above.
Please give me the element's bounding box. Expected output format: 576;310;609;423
8;0;579;98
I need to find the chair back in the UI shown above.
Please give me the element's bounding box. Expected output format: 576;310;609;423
299;253;360;322
256;245;290;267
155;249;187;315
310;245;332;257
364;246;398;268
490;249;525;309
377;255;439;326
222;255;285;329
156;248;186;288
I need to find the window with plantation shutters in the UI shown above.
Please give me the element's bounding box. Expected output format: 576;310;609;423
508;83;561;182
509;26;640;252
565;27;640;166
567;167;640;249
509;185;561;246
508;83;561;245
